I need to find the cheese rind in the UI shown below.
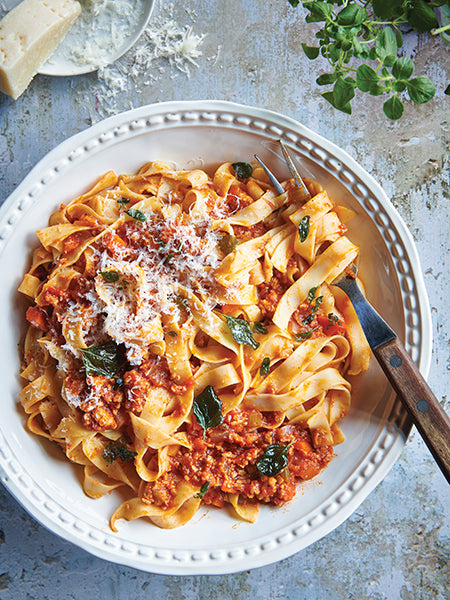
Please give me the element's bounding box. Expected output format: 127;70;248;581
0;0;81;99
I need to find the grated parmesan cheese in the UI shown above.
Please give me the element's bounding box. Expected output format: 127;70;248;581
90;3;208;119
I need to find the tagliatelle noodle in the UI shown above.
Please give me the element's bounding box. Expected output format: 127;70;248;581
19;159;370;530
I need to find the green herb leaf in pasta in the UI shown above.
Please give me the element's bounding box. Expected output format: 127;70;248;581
232;162;253;179
225;316;260;349
103;439;137;463
195;481;210;499
81;341;121;378
298;215;311;242
125;208;147;222
193;386;224;435
256;442;294;477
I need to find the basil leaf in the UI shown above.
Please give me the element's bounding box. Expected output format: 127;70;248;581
219;233;238;256
301;44;320;59
167;330;178;337
104;439;137;463
260;357;271;376
256;442;294;477
406;77;436;104
175;296;190;312
295;327;319;341
193;386;224;433
383;96;404;120
125;208;147;222
252;321;268;334
117;197;130;205
100;270;120;283
302;296;323;325
81;341;121;378
307;286;318;304
288;0;299;6
232;162;253;179
298;215;311;243
195;481;210;499
225;316;260;350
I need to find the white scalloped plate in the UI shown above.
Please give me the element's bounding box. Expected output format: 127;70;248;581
0;101;431;575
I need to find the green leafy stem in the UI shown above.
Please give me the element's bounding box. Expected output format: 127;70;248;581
289;0;449;120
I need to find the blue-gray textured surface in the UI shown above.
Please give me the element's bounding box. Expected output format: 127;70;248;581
0;1;449;598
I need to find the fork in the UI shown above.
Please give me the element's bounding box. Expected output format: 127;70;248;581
256;142;450;482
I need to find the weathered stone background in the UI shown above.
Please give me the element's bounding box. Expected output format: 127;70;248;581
0;1;448;598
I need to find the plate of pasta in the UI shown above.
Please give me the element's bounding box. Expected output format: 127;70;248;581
0;101;431;574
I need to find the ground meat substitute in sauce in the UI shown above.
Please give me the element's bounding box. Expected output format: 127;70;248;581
142;409;333;510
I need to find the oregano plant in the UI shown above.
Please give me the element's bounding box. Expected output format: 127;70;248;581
288;0;450;120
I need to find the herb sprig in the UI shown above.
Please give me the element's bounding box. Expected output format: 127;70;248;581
289;0;447;119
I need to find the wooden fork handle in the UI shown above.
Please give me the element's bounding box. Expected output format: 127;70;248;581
374;337;450;483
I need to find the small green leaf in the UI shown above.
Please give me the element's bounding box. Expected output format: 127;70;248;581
376;27;397;57
383;96;404;120
104;439;137;463
100;270;120;283
256;442;294;477
252;321;268;334
368;83;385;96
445;84;450;96
316;72;337;86
307;286;318;304
301;44;320;59
81;341;121;378
232;162;252;179
295;327;319;341
356;64;379;92
322;91;352;115
117;197;130;205
175;295;191;312
372;0;404;18
392;56;414;80
193;386;224;434
407;0;439;32
383;54;396;68
303;1;334;22
260;357;271;377
406;77;436;104
225;316;260;349
302;296;323;325
333;77;356;107
298;215;311;242
219;233;238;256
392;80;407;93
336;5;367;26
167;330;178;337
125;208;147;222
195;481;210;499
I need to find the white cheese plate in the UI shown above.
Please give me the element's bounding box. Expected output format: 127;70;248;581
0;101;432;574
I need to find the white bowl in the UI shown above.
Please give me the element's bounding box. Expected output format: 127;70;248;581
0;101;432;574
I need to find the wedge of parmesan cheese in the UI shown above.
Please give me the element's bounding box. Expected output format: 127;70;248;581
0;0;81;99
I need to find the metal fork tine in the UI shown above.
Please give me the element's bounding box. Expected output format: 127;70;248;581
278;140;311;200
254;154;285;195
